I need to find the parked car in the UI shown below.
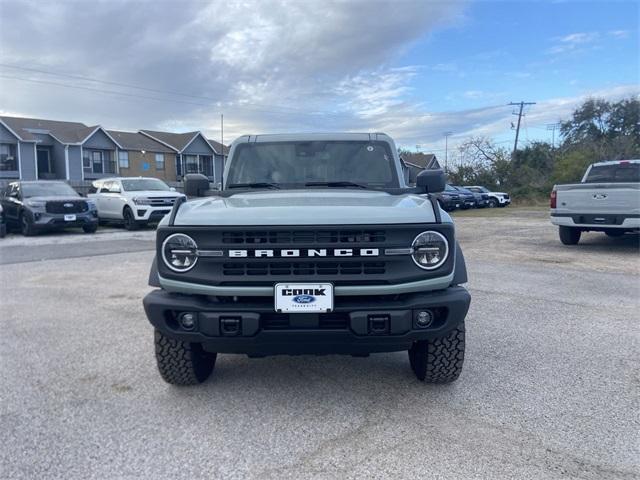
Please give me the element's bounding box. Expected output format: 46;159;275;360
88;177;185;230
456;186;488;208
451;186;477;209
0;203;6;238
464;186;511;208
0;181;98;236
550;159;640;245
143;133;470;386
431;184;462;211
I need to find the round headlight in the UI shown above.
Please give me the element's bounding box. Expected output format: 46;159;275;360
411;231;449;270
162;233;198;272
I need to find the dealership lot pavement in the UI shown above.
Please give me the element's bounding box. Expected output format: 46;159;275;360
1;210;638;479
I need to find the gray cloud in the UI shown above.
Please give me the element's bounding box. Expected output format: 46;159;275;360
0;0;636;152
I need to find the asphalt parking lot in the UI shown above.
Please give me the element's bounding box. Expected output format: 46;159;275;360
1;209;638;479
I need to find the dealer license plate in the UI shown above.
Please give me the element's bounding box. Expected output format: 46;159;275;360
64;214;76;222
274;283;333;313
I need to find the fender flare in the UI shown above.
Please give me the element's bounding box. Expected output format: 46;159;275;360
451;241;468;285
148;256;161;287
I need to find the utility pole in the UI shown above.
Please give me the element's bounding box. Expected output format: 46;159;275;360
443;131;453;172
219;114;224;186
509;101;536;157
546;123;560;148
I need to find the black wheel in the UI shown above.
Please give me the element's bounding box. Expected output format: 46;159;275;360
487;198;498;208
409;321;465;383
20;213;36;236
559;226;581;245
605;230;625;238
82;223;98;234
154;330;216;385
123;207;139;231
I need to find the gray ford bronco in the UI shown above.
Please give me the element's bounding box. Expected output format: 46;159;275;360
143;133;470;385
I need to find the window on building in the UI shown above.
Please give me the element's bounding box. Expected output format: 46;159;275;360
92;151;104;173
201;155;213;177
184;154;199;173
118;151;129;169
83;150;91;172
155;153;165;170
0;143;17;171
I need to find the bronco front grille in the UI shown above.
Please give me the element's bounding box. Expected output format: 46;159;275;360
222;261;386;276
45;201;88;214
222;229;386;245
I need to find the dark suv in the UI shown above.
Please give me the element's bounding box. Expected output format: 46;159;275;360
0;181;99;236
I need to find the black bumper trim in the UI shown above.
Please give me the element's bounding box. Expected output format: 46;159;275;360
143;286;470;355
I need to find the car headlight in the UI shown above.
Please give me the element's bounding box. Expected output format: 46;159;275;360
133;197;152;205
25;200;46;209
411;231;449;270
162;233;198;272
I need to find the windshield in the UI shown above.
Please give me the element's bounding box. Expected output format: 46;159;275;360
584;163;640;183
22;182;79;198
225;141;399;189
445;184;457;192
121;178;171;191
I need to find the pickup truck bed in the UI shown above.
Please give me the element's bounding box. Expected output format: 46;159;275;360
550;160;640;244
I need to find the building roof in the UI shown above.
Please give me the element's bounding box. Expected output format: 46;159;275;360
401;152;439;169
0;115;97;143
207;138;229;155
139;130;203;152
107;130;174;153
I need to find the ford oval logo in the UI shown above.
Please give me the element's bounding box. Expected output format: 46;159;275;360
292;295;315;304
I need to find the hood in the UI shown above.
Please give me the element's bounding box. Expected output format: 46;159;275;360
123;190;183;198
173;189;439;226
25;196;85;203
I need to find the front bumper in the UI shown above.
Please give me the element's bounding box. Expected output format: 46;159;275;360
134;207;172;222
143;286;471;355
31;211;98;229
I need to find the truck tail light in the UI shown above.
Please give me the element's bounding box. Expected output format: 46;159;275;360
550;190;557;209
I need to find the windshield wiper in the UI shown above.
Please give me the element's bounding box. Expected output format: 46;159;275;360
227;182;281;190
305;181;371;190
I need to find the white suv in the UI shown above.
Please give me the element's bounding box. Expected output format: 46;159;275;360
465;186;511;208
89;177;185;230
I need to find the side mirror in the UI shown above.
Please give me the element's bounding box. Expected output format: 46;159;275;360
183;173;210;197
416;169;446;193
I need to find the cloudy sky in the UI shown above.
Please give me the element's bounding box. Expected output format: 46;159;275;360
0;0;638;153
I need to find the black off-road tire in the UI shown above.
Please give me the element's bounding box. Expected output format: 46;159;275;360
559;226;581;245
123;207;139;231
83;223;98;234
487;198;498;208
409;321;465;383
154;330;216;385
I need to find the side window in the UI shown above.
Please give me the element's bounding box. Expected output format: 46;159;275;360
109;181;121;193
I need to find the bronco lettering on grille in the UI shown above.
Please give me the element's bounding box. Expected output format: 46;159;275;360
228;248;379;258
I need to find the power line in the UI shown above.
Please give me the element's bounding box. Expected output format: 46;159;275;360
0;63;336;116
508;101;536;156
546;123;561;147
0;73;349;119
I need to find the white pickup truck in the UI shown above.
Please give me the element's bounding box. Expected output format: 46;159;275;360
550;159;640;245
